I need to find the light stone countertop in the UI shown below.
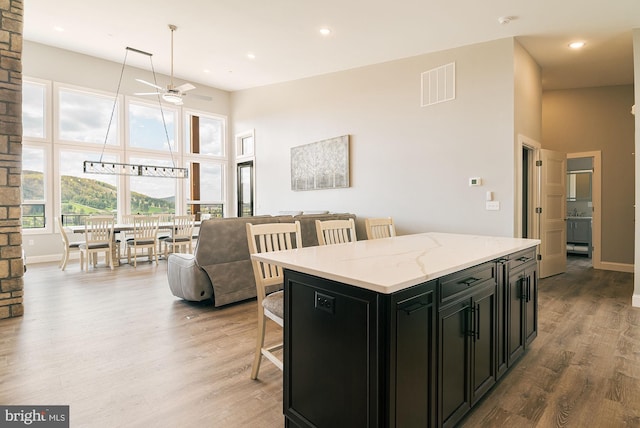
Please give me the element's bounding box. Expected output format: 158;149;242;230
252;232;541;294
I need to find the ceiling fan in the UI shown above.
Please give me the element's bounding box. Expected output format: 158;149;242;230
135;24;210;105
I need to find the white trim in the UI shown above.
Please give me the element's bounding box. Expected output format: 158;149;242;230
515;134;541;239
235;129;255;160
599;261;634;273
632;294;640;308
25;254;64;265
22;77;51;142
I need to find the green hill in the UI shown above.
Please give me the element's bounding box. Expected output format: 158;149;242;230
23;170;175;214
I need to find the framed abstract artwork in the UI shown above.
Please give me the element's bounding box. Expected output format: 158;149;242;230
291;135;350;191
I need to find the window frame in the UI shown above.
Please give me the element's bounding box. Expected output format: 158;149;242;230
21;78;230;238
54;82;122;147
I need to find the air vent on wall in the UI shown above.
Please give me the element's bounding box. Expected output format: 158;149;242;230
421;62;455;107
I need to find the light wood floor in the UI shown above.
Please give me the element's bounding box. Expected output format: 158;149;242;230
1;255;638;427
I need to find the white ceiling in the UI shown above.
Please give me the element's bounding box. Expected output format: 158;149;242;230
23;0;640;92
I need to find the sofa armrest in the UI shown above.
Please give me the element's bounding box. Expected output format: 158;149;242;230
167;253;214;302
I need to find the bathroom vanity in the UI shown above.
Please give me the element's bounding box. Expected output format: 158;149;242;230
252;232;540;427
566;217;592;257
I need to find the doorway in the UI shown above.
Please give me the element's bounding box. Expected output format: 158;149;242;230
518;137;568;278
566;151;602;270
237;161;254;217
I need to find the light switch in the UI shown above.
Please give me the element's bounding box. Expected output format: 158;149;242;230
486;201;500;211
469;177;482;186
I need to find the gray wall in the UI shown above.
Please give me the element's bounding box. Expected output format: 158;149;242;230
231;38;537;238
542;85;635;265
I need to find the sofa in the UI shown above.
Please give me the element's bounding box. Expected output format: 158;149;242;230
167;213;356;307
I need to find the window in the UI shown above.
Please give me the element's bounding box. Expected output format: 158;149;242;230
22;146;46;229
129;156;176;214
185;111;227;218
185;112;224;156
187;161;224;219
21;78;230;239
59;150;118;226
236;130;254;158
23;80;47;139
58;87;118;144
128;101;177;151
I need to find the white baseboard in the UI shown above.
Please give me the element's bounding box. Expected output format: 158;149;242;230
596;261;634;273
25;254;64;264
633;294;640;308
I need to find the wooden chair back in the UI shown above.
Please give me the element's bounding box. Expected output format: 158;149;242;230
365;217;396;239
84;215;114;245
246;221;302;300
315;218;357;245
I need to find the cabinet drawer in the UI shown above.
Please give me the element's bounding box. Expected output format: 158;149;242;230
508;248;536;269
439;262;495;303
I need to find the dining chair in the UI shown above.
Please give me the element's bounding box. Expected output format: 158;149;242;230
116;214;136;260
246;220;302;379
315;218;357;245
126;215;160;267
365;217;397;240
56;217;84;271
156;213;175;252
79;215;114;271
160;215;195;257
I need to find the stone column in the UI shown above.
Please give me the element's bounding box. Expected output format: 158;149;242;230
0;0;24;319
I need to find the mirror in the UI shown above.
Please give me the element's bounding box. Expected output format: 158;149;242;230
567;171;592;201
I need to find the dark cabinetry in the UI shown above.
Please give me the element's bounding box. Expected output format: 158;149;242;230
437;262;497;428
284;270;436;428
284;248;538;428
495;249;538;378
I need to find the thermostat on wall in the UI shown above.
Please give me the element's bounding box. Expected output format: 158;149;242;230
469;177;482;186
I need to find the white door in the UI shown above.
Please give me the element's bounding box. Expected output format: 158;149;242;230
538;149;567;278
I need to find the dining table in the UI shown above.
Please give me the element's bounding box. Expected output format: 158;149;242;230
68;221;201;267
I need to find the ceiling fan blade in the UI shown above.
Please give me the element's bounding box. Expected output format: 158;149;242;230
135;78;164;91
134;92;163;96
175;83;196;92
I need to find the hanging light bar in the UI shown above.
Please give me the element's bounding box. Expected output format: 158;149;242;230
83;161;188;178
82;46;188;179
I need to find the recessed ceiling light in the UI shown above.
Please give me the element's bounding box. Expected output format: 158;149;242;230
319;28;331;36
247;53;256;60
203;69;210;74
569;41;585;49
53;26;65;32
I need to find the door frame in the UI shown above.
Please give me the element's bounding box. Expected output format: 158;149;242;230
517;136;604;271
567;151;602;270
515;135;541;240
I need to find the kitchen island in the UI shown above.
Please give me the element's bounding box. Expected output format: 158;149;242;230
252;232;540;428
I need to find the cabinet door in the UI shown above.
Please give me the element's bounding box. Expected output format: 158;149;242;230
495;259;508;380
394;284;435;428
471;284;497;404
566;219;575;242
573;220;590;243
507;265;526;365
438;299;472;428
524;267;538;345
284;271;378;428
